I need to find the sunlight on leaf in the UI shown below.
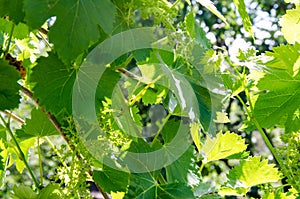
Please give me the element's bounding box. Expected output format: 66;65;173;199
279;5;300;44
233;0;254;39
196;0;228;25
202;132;247;163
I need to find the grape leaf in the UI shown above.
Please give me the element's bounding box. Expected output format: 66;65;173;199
195;0;228;25
279;5;300;44
0;0;25;24
185;12;211;49
252;44;300;131
223;156;281;193
284;0;300;3
0;18;29;39
93;165;130;193
125;172;194;199
190;122;201;152
165;145;196;184
202;132;247;163
11;184;37;199
23;0;53;30
233;0;254;39
50;0;116;63
158;183;194;199
214;112;230;123
0;60;21;111
24;0;116;63
16;108;59;140
38;184;62;199
7;138;35;174
31;53;76;119
0;134;8;186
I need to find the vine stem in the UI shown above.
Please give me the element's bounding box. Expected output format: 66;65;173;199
0;114;40;189
4;23;14;56
235;93;284;169
37;137;43;186
20;86;110;199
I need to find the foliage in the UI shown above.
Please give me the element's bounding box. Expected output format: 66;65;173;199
0;0;299;199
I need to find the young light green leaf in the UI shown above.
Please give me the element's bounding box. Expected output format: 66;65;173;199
7;138;35;173
284;0;300;3
202;132;247;163
190;122;202;152
16;108;59;140
195;0;228;25
0;60;21;111
214;112;230;123
279;5;300;44
233;0;254;39
252;44;300;132
225;156;281;190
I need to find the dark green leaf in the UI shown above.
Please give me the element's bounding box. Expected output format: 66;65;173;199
93;165;130;192
158;183;194;199
0;0;25;24
0;60;21;111
16;108;59;140
49;0;116;63
31;53;76;119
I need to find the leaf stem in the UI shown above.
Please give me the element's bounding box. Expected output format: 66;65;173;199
44;136;68;168
20;85;110;199
151;111;172;146
4;23;15;56
236;93;284;169
158;173;167;185
37;137;43;186
0;114;40;189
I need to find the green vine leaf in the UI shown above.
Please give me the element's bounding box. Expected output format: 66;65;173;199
0;18;29;39
93;165;130;193
11;184;37;199
220;156;281;196
24;0;116;63
16;108;59;140
0;60;21;111
279;5;300;44
49;0;116;63
31;53;76;119
233;0;254;39
195;0;228;25
125;172;194;199
202;132;247;163
7;138;35;174
0;0;25;24
38;184;62;199
252;44;300;132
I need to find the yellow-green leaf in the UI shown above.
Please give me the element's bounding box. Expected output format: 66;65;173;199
233;0;254;39
202;132;247;163
196;0;228;25
279;5;300;44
